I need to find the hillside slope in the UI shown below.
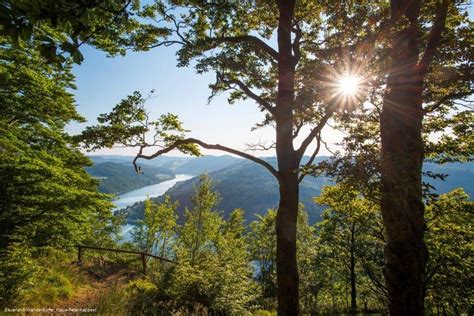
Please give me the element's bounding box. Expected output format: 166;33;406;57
174;155;242;174
88;155;241;175
117;158;330;225
86;162;174;195
424;162;474;197
116;159;474;226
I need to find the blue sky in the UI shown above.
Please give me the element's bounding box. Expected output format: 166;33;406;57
70;45;275;157
70;43;340;157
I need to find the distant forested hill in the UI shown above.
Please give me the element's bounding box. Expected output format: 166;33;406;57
173;155;242;174
86;161;174;195
117;158;331;225
424;162;474;197
115;158;474;226
88;155;242;174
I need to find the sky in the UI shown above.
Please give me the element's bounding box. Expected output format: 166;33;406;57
69;5;473;158
70;43;342;158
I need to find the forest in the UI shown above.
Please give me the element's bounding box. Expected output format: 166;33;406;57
0;0;472;315
86;161;174;194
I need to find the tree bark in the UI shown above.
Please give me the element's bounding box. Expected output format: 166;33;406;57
380;1;427;314
350;223;357;313
275;1;300;314
276;171;300;315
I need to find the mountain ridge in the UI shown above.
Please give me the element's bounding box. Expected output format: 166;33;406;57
87;155;473;226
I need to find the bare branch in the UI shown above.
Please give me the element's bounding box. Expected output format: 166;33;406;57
296;104;336;159
246;141;276;153
147;40;187;48
321;138;337;156
133;138;280;181
292;23;303;65
298;132;321;183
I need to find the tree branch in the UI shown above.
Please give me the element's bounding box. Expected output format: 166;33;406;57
246;141;276;152
292;23;302;66
298;132;321;183
216;35;279;61
217;72;276;115
293;120;303;139
418;0;449;76
423;91;470;114
133;138;280;181
296;104;335;159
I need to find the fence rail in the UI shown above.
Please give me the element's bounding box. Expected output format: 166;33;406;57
75;244;175;274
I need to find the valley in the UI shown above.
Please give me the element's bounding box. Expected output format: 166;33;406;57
87;155;474;227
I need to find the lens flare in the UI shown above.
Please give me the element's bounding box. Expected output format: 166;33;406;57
337;75;360;95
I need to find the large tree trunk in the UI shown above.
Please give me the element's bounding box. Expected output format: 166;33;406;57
275;1;299;314
276;170;300;315
380;1;427;314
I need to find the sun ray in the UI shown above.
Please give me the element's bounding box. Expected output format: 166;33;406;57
338;75;361;95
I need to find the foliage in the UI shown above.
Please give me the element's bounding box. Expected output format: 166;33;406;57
1;1;472;313
0;39;116;249
0;247;90;308
313;184;473;314
130;175;257;314
168;175;257;314
245;183;473;314
424;189;473;313
132;196;178;258
0;33;118;307
74;1;472;312
0;0;140;64
79;91;200;159
22;248;77;307
248;209;277;309
310;0;472;196
247;206;320;314
0;243;37;307
314;184;386;313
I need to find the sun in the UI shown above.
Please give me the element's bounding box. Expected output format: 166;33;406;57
337;75;361;95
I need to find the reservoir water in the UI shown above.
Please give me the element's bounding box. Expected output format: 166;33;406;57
113;174;194;210
113;174;195;241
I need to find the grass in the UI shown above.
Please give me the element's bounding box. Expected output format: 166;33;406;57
95;283;129;315
22;248;89;307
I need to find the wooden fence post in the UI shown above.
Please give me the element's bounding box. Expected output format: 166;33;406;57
141;253;147;274
77;246;82;264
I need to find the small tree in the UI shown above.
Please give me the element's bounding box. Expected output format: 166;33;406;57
132;196;178;258
248;209;278;308
424;189;473;313
247;206;318;313
315;184;386;313
168;175;256;313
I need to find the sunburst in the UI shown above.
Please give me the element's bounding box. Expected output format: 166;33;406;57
337;75;361;96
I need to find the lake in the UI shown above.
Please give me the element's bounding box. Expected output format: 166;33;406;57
113;174;195;241
113;174;195;210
